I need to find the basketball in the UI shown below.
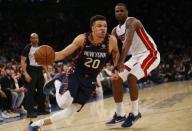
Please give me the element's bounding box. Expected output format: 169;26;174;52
34;45;55;65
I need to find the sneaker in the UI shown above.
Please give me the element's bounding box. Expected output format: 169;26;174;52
105;112;126;126
3;110;19;118
121;112;141;128
1;111;10;119
24;121;40;131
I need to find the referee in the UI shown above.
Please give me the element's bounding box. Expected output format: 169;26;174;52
21;33;49;118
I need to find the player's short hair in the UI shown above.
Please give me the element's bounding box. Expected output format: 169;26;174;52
90;15;106;27
116;3;128;10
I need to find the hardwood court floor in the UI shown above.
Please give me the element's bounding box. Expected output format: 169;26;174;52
1;80;192;131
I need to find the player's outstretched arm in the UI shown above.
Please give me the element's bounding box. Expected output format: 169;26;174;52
55;34;85;61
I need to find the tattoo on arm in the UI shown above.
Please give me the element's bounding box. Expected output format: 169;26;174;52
120;20;137;63
125;23;135;41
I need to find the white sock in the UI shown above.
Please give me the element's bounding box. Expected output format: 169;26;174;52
116;102;125;117
50;104;81;122
31;119;44;127
131;99;139;116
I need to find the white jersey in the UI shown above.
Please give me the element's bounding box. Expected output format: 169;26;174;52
28;46;40;66
116;17;158;56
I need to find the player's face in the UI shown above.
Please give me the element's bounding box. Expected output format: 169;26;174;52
30;34;39;44
115;6;128;23
92;20;107;38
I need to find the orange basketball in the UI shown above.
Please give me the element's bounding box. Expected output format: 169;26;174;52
34;45;55;65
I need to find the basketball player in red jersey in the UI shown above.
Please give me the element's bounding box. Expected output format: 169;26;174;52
106;3;160;128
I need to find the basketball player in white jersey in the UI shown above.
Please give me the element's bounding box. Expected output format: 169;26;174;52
106;3;160;128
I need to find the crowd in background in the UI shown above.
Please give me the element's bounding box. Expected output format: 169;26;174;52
0;0;192;122
1;54;192;121
0;0;191;62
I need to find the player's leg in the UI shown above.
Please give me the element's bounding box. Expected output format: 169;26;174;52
43;74;63;95
120;60;144;128
92;77;105;117
121;53;160;128
30;73;97;130
24;103;81;131
54;80;73;109
44;72;74;109
24;74;79;131
105;70;129;125
54;72;81;109
26;75;79;130
95;76;104;101
121;73;141;128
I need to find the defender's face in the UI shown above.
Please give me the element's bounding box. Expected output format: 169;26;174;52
92;20;107;38
115;6;128;23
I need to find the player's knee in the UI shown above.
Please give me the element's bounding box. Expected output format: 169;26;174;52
127;74;137;83
54;80;62;89
112;77;123;91
57;91;74;109
112;76;123;86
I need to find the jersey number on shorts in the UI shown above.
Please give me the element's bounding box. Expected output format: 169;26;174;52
84;58;100;69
